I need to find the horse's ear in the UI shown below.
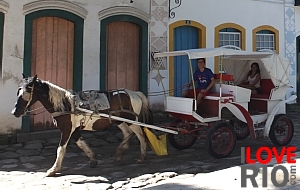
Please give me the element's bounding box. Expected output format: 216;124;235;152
22;73;26;79
33;75;37;82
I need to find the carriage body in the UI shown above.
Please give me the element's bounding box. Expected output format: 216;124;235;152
154;47;297;158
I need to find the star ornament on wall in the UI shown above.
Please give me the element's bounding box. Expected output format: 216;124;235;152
152;72;165;86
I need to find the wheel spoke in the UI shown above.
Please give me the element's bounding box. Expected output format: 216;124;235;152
211;127;233;154
269;115;294;146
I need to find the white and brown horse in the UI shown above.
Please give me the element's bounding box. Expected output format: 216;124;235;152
11;74;153;176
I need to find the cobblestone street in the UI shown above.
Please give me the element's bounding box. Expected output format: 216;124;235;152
0;104;300;189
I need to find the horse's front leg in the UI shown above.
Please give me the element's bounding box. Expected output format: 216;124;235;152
129;124;147;163
72;128;98;168
46;122;74;177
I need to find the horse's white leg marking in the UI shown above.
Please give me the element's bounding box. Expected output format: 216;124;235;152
129;124;147;162
46;144;68;176
116;122;133;161
46;126;75;177
70;115;97;167
76;137;97;167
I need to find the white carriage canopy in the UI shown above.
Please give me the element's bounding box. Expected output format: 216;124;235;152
154;47;292;88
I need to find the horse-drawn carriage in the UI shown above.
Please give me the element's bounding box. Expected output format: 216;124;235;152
153;47;297;158
11;47;296;176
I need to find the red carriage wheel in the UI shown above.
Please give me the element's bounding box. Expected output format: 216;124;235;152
269;114;294;146
168;122;198;150
205;121;236;159
230;120;250;140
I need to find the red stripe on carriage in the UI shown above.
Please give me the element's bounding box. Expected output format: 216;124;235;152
231;103;255;139
168;112;199;122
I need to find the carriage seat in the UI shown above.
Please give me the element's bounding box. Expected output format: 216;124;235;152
251;79;275;99
214;73;234;84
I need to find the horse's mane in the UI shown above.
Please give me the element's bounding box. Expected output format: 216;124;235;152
44;80;74;112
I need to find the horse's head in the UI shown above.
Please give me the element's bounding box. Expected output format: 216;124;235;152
11;74;39;117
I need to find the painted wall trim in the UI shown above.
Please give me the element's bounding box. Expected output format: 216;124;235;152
23;0;87;19
252;25;279;54
98;6;150;22
169;20;206;96
0;1;8;13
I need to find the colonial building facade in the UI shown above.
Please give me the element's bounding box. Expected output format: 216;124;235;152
0;0;299;133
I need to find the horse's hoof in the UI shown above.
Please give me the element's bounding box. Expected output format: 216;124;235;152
89;160;98;168
115;157;122;162
45;170;56;177
136;159;144;163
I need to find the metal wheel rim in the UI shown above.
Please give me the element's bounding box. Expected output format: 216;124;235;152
210;126;234;155
274;117;293;144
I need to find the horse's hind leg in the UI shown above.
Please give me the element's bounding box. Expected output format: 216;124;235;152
72;128;98;168
116;122;133;161
129;124;147;163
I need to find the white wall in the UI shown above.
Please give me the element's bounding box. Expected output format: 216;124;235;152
0;0;150;134
170;0;286;54
0;0;298;134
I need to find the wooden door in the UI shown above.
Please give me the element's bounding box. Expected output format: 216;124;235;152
174;26;199;97
106;21;139;91
30;17;74;131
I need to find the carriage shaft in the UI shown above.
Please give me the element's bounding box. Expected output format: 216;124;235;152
76;107;178;134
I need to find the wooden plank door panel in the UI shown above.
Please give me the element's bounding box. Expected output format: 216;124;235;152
106;21;139;91
30;17;74;131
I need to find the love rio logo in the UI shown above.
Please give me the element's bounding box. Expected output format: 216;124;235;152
240;146;297;188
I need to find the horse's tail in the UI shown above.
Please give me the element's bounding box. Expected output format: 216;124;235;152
135;91;153;125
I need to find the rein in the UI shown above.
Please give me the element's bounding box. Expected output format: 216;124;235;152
25;106;52;116
147;86;186;96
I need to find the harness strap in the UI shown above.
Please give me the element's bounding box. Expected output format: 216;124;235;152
117;90;124;110
105;89;136;123
108;109;138;123
52;112;73;117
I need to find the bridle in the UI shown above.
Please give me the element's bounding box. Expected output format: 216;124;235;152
22;83;35;110
16;82;36;116
20;83;54;116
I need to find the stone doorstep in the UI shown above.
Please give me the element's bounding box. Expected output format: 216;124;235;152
0;134;17;145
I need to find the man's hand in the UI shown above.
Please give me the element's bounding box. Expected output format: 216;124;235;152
184;83;191;88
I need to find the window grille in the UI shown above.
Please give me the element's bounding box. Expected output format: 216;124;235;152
219;32;241;73
256;33;274;51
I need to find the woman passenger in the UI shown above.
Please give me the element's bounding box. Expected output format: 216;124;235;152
238;62;261;94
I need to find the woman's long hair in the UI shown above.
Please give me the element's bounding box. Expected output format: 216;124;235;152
247;62;260;76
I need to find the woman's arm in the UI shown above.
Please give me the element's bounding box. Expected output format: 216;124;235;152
241;74;261;88
249;73;261;87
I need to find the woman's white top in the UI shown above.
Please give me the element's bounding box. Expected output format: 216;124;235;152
247;73;260;88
